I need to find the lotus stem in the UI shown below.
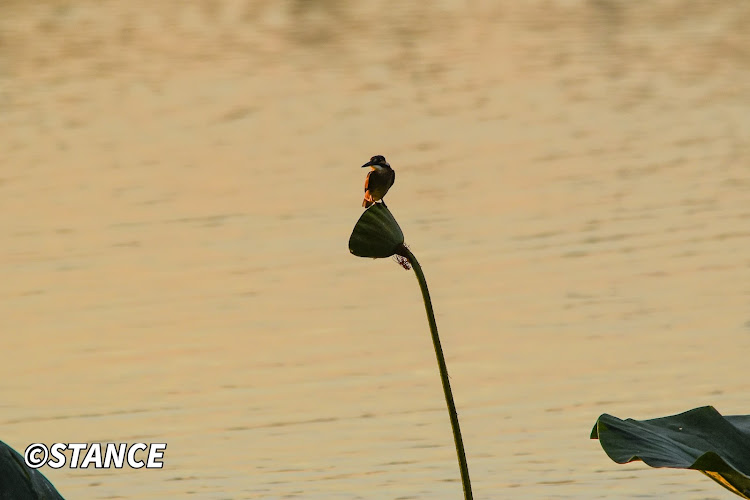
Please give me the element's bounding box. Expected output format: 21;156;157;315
397;244;473;500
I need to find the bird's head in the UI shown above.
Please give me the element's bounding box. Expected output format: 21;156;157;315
361;155;390;170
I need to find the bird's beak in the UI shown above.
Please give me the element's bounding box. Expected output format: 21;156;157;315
361;160;374;168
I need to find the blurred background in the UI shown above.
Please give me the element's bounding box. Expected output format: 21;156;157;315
1;0;749;498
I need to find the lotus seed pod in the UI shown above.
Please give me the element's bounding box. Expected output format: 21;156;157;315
348;203;405;258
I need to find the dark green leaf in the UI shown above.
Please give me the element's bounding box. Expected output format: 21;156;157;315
0;440;65;499
591;406;750;498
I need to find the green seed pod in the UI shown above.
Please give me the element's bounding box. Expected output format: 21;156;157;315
348;203;405;258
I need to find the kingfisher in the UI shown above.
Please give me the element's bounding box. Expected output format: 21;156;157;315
361;155;395;208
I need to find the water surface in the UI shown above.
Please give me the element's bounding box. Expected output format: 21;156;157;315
1;1;749;498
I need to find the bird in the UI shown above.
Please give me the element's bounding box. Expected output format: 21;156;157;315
361;155;395;208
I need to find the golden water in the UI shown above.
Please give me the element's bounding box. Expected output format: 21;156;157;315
1;1;749;498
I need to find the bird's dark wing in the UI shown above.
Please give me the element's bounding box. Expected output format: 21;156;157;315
390;169;395;188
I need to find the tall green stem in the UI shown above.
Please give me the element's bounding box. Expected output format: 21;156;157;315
399;245;473;500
